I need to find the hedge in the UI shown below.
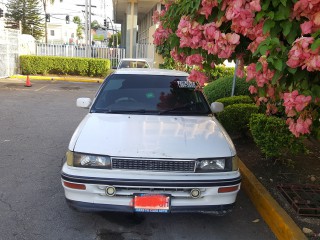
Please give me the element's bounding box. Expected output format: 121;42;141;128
203;76;252;103
20;55;111;77
216;95;253;107
249;114;305;159
208;66;235;82
217;104;259;136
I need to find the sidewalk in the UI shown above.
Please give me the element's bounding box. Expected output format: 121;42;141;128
9;75;104;83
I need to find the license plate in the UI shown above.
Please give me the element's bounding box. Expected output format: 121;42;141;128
133;194;171;213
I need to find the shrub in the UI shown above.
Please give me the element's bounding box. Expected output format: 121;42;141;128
217;104;259;136
203;76;252;103
20;55;111;77
208;66;234;82
249;114;305;159
216;95;253;107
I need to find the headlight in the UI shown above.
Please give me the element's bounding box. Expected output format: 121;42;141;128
66;151;111;169
196;157;237;172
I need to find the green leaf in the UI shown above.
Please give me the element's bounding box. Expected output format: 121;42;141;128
274;5;290;20
263;20;275;34
272;0;280;7
256;11;265;22
262;0;270;11
287;26;299;44
280;21;292;36
259;45;269;55
274;59;283;71
267;11;274;19
301;79;309;90
287;67;297;74
256;62;262;71
258;87;266;97
280;0;287;6
272;71;282;84
311;39;320;51
311;85;320;98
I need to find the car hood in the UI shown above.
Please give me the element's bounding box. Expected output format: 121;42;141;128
70;113;235;159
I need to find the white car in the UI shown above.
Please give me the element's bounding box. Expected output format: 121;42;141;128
117;58;150;69
61;68;241;214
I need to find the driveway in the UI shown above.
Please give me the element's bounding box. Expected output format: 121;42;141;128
0;79;276;240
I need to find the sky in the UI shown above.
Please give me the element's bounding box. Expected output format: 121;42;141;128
1;0;117;29
48;0;114;26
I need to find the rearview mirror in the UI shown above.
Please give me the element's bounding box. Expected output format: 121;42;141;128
210;102;224;113
77;98;92;108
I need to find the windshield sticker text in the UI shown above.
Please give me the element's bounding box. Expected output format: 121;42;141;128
177;81;196;88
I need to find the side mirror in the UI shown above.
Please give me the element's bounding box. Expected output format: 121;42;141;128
77;98;92;108
210;102;224;113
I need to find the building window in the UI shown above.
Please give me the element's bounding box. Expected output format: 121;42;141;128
50;30;55;36
71;33;74;38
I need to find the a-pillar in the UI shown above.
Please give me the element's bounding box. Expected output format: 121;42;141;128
125;0;137;58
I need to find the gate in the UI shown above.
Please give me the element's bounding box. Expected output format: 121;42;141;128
0;29;20;78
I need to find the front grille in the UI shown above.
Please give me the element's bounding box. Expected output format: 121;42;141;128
112;158;195;172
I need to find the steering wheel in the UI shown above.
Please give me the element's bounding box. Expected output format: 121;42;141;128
115;97;137;103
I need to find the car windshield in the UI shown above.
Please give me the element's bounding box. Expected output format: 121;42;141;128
119;61;149;68
91;74;211;115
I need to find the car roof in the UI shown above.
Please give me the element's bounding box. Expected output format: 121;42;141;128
119;58;148;62
113;68;189;77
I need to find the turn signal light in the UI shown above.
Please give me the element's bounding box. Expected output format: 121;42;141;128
218;185;239;193
63;181;86;190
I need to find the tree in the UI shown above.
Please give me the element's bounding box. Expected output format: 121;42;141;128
108;32;121;47
42;0;62;43
73;16;83;40
154;0;320;139
6;0;44;40
91;20;100;31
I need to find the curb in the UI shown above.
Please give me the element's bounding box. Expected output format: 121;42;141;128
10;75;103;83
239;160;307;240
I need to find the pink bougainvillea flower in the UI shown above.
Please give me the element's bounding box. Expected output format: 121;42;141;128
186;54;204;68
294;95;312;111
187;69;208;86
153;25;172;45
249;85;257;94
287;116;313;137
249;0;261;12
246;63;257;81
301;21;314;34
266;103;278;115
199;0;218;19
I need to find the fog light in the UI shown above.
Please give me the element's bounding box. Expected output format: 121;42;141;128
190;188;201;198
105;186;116;196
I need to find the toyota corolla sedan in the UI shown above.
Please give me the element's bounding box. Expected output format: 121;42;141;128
61;68;241;214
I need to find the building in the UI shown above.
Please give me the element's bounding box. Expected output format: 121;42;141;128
112;0;163;67
45;22;80;44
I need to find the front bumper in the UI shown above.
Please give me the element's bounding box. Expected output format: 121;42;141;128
61;164;241;214
66;199;235;214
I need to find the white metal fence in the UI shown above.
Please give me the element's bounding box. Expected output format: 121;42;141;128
136;43;155;68
35;43;126;67
0;29;20;78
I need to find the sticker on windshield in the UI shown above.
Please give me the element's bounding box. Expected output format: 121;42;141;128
177;81;196;88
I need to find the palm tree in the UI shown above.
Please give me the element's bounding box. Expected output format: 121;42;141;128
42;0;62;43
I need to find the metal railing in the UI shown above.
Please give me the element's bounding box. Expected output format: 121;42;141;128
35;43;126;67
136;43;155;68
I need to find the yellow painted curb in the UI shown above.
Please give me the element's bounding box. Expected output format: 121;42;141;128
10;75;103;83
239;160;307;240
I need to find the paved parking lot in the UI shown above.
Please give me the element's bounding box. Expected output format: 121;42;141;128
0;79;276;240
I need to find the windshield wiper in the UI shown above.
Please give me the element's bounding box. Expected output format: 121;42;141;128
94;109;158;114
159;103;194;115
